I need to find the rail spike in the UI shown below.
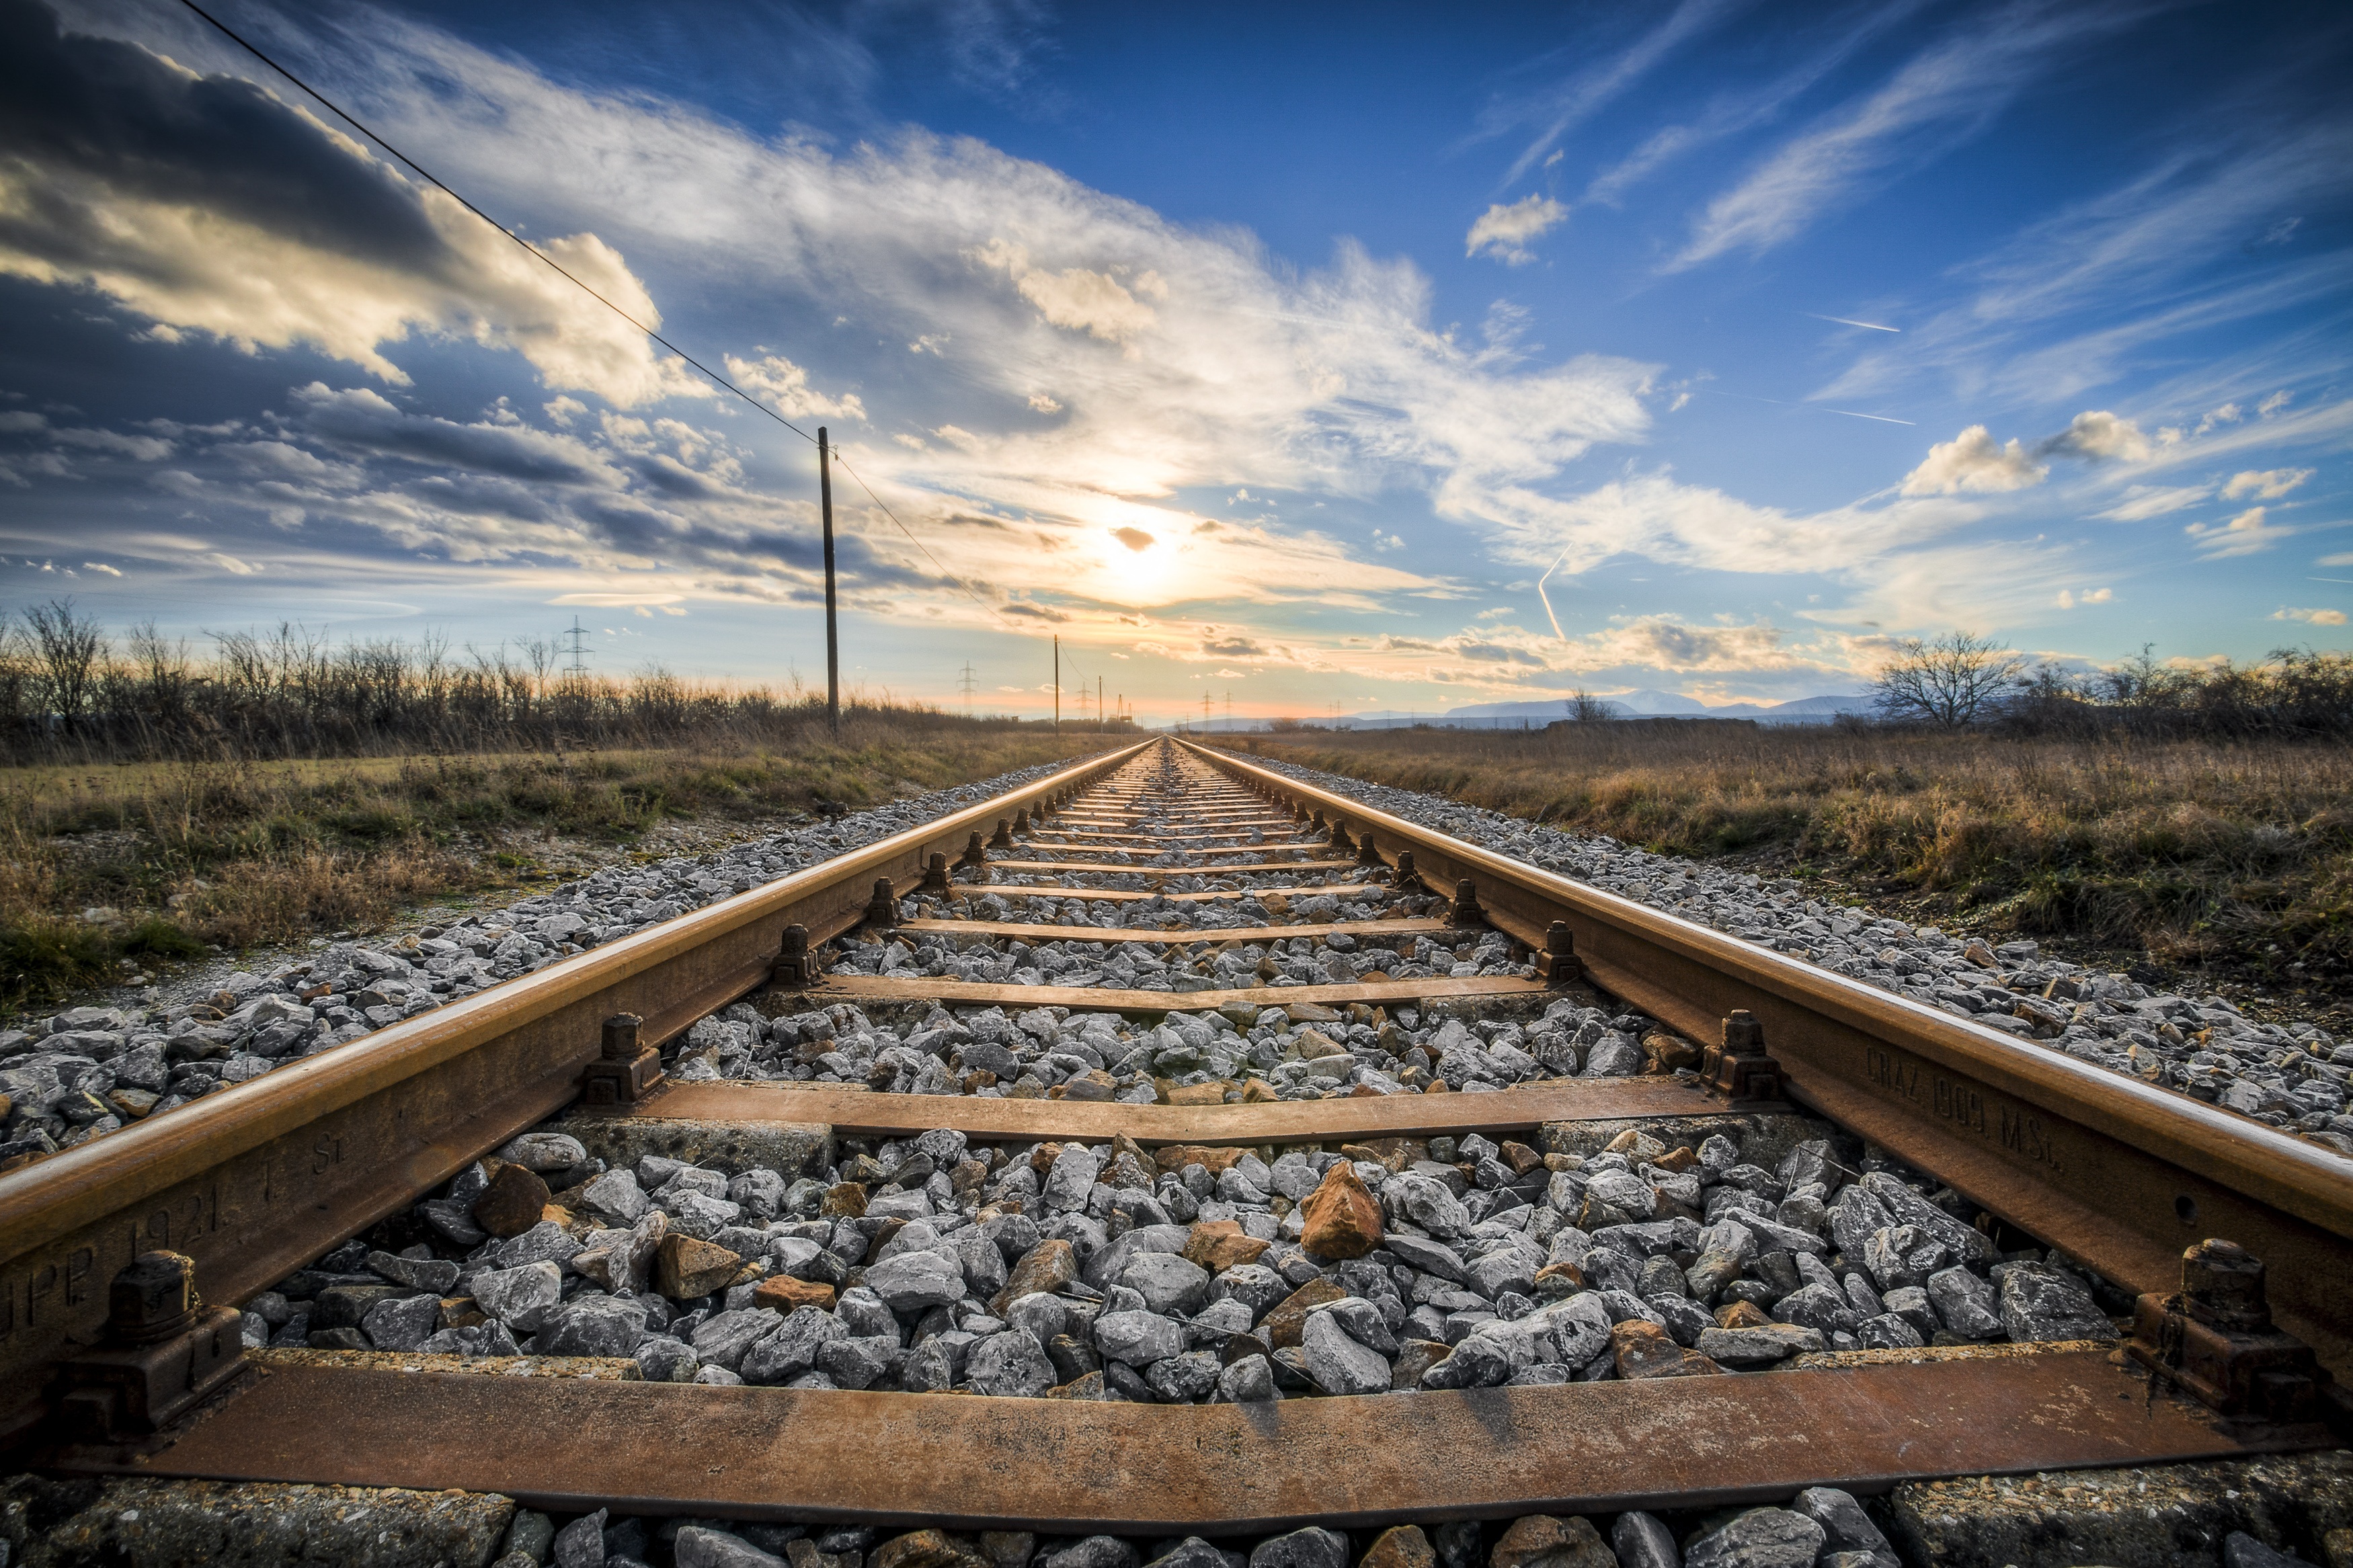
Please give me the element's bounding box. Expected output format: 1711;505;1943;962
989;817;1016;850
582;1011;664;1105
920;852;952;893
865;876;900;928
957;831;992;884
2127;1239;2331;1428
1355;831;1382;868
1702;1008;1783;1101
1449;878;1486;926
1542;921;1584;986
58;1251;249;1444
772;922;822;987
1328;819;1355;855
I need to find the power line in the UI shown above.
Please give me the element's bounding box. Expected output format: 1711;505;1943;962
173;0;1043;645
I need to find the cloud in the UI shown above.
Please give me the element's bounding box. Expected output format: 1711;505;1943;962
81;561;121;575
2223;467;2314;501
2273;606;2348;626
1027;393;1061;413
2187;506;2293;557
1671;1;2143;270
1465;196;1568;265
1901;425;2046;496
721;353;866;422
967;239;1161;343
2054;587;2111;609
1111;527;1154;552
2097;484;2208;521
0;0;693;407
1481;0;1746;185
2034;409;2151;463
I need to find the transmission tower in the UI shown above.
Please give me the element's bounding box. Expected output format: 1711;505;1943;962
957;661;976;714
1224;690;1232;730
561;616;592;677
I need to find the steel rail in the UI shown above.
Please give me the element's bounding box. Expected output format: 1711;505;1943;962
1181;740;2353;1377
0;740;1151;1432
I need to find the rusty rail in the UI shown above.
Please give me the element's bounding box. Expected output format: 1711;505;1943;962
1181;739;2353;1378
0;739;1150;1435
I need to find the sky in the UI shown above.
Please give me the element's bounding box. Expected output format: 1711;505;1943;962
1;0;2348;726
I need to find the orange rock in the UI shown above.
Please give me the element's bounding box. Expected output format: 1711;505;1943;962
1715;1299;1772;1330
1298;1161;1384;1260
1261;1278;1346;1348
470;1162;550;1239
1181;1220;1243;1269
1166;1081;1230;1106
820;1182;868;1218
1240;1079;1279;1104
655;1234;742;1300
1490;1515;1615;1568
990;1238;1078;1317
1611;1319;1722;1379
1361;1526;1435;1568
754;1276;838;1312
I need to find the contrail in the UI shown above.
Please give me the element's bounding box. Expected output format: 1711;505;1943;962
1821;407;1916;425
1808;313;1901;332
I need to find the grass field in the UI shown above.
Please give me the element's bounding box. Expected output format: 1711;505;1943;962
1211;723;2353;1022
1;719;1127;1011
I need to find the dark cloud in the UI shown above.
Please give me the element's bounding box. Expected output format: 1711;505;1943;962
0;0;448;272
1113;526;1154;551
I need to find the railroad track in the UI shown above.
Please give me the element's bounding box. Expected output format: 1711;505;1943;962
2;735;2348;1565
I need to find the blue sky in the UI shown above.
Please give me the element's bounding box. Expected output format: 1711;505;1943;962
1;0;2347;725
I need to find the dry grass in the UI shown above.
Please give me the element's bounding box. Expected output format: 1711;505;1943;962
1;718;1125;1010
1215;724;2353;1019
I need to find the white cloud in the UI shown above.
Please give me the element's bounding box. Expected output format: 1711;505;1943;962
2273;606;2348;626
2098;484;2208;521
2055;587;2112;609
1482;0;1741;184
1465;197;1568;265
1671;2;2141;270
82;561;122;576
721;353;865;422
1901;425;2046;496
2036;410;2151;463
2223;467;2314;501
967;239;1160;343
1027;393;1062;413
2188;506;2294;557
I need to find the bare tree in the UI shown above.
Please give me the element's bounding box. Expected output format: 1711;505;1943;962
26;597;105;725
1566;689;1616;722
1870;631;2024;729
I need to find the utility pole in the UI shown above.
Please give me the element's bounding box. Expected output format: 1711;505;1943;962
1053;635;1060;733
1225;689;1232;730
819;427;839;735
1098;675;1105;733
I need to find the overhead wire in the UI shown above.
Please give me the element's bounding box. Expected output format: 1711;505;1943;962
173;0;1051;646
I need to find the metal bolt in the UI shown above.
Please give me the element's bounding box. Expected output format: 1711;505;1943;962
990;818;1014;849
1356;832;1381;866
602;1013;643;1061
780;923;809;956
1722;1009;1766;1057
865;877;898;927
921;852;951;891
2181;1238;2271;1331
110;1251;198;1344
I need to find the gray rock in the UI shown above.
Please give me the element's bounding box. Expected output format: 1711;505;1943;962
1301;1311;1391;1395
2225;1530;2301;1568
553;1508;608;1568
813;1334;897;1390
675;1526;789;1568
1248;1527;1348;1568
580;1167;649;1225
863;1249;969;1313
367;1250;460;1292
1611;1511;1679;1568
1925;1266;2001;1340
1317;1296;1400;1355
1042;1145;1105;1211
470;1260;562;1328
1419;1323;1524;1389
740;1306;846;1383
360;1292;441;1352
1694;1324;1824;1365
1859;1172;1995;1264
692;1307;786;1372
1999;1262;2114;1342
1145;1539;1242;1568
1121;1251;1211;1316
1006;1292;1069;1348
1793;1487;1890;1555
635;1337;699;1382
967;1329;1058;1396
500;1131;587;1171
1384;1234;1467;1282
1857;1313;1925;1350
1685;1508;1825;1568
1146;1349;1222;1402
1209;1264;1289;1318
1382;1173;1471;1237
1042;1537;1136;1568
539;1294;647;1358
1218;1353;1275;1403
835;1285;899;1339
1094;1309;1185;1365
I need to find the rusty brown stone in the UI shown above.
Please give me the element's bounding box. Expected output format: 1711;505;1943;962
1499;1141;1544;1175
1611;1319;1723;1379
1045;1370;1109;1400
871;1528;988;1568
1166;1081;1230;1106
1028;1143;1065;1176
1300;1161;1384;1260
1241;1079;1279;1103
1422;1079;1450;1094
1361;1526;1435;1568
1262;1278;1347;1348
1715;1299;1773;1329
990;1238;1078;1317
1181;1221;1271;1274
1641;1033;1702;1075
820;1182;869;1218
1152;1145;1246;1174
1533;1262;1587;1298
754;1276;837;1313
1489;1514;1615;1568
1389;1339;1451;1390
1650;1145;1700;1174
655;1234;742;1300
470;1162;551;1239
